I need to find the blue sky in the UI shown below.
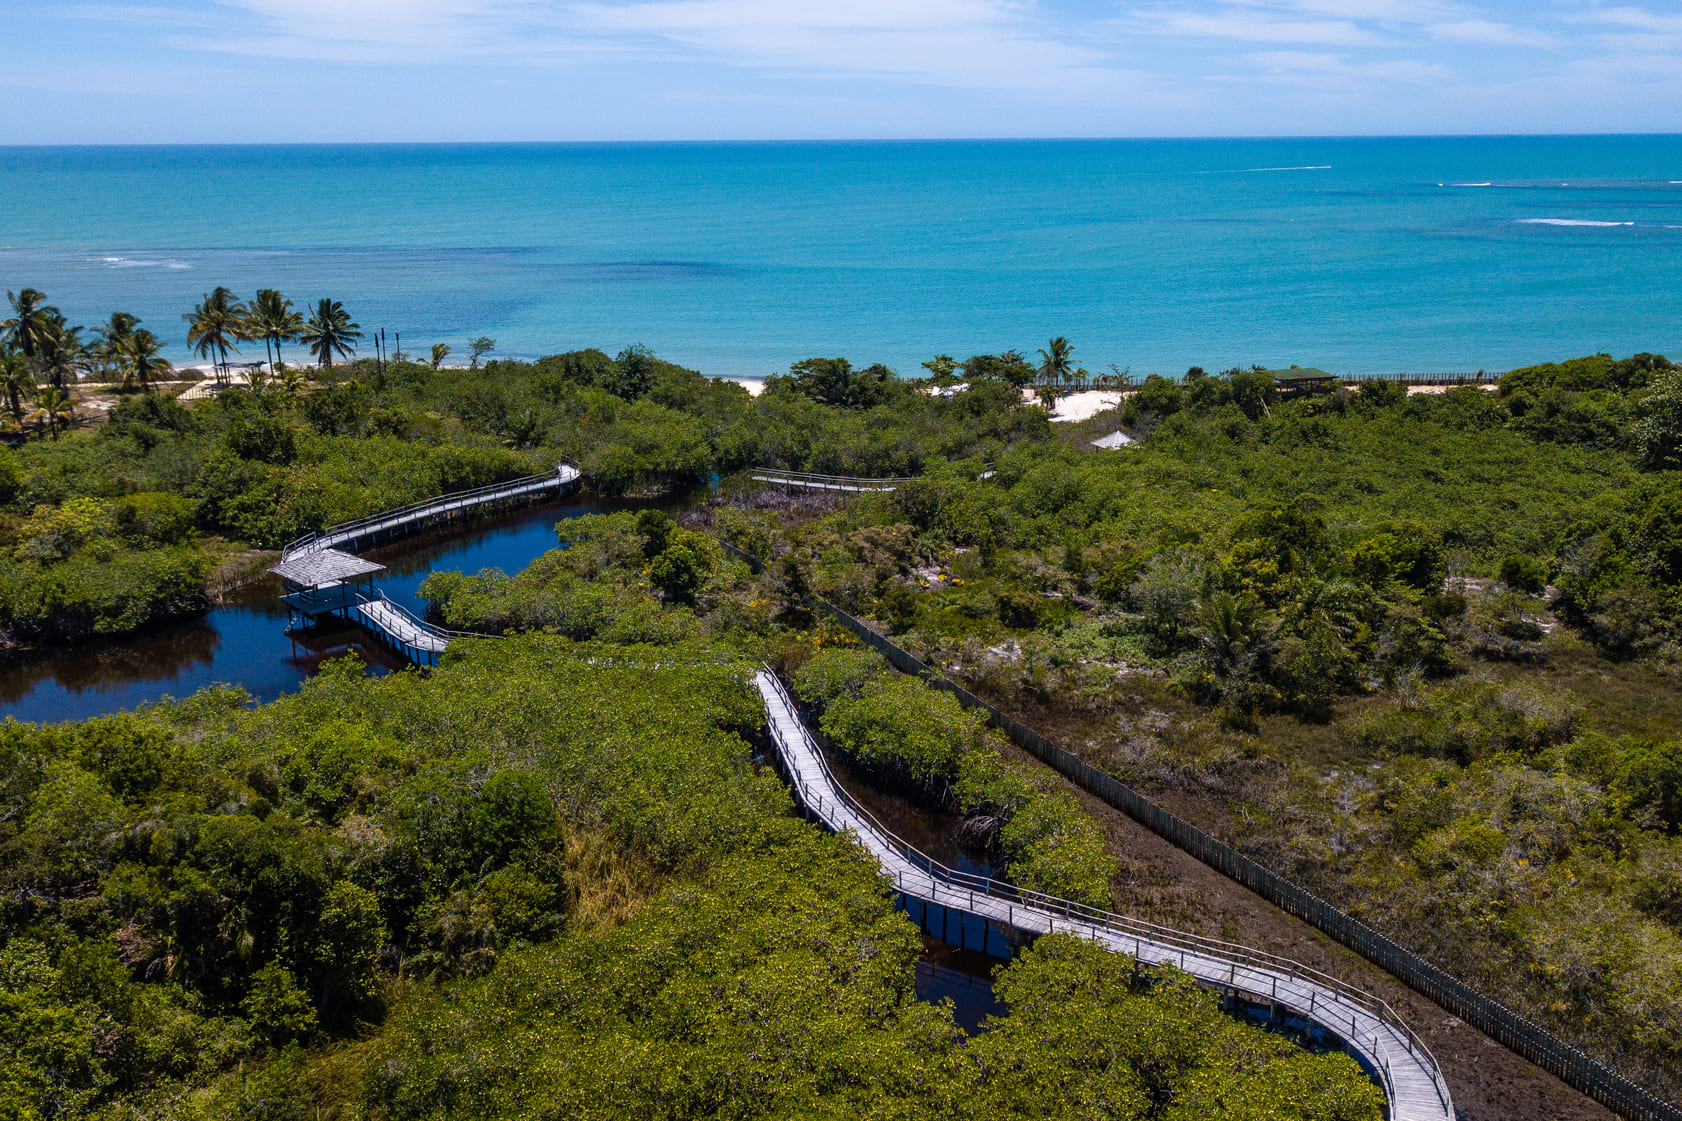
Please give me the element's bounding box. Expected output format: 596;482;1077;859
2;0;1679;141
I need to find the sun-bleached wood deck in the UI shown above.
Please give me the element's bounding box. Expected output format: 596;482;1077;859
276;463;580;663
283;464;582;559
753;668;1455;1121
749;470;913;492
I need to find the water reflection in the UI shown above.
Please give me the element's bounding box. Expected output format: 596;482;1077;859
0;495;643;724
917;937;1006;1035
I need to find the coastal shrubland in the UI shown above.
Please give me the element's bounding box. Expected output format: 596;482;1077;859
678;350;1682;1096
0;633;1382;1119
9;312;1682;1111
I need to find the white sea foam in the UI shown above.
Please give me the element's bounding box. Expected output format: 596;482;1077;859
97;256;191;269
1451;182;1492;187
1243;165;1330;172
1515;218;1635;227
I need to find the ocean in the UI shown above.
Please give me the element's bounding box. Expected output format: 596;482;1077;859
1;136;1679;378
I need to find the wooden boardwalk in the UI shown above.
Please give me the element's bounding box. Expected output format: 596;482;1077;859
749;470;912;493
754;669;1455;1121
286;464;582;558
749;467;995;493
277;463;580;662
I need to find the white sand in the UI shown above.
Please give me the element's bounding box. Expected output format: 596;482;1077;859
1019;387;1125;423
1405;383;1499;396
722;376;766;397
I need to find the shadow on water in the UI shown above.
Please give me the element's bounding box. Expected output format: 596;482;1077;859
917;937;1006;1035
810;739;1020;1034
811;732;1380;1067
0;491;691;724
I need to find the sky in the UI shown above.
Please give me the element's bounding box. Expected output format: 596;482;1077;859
1;1;1679;142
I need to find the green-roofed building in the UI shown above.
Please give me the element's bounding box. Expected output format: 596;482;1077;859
1261;366;1337;396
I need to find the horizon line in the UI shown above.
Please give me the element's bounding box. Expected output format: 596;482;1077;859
4;132;1682;150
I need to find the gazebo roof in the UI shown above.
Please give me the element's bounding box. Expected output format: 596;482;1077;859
271;548;386;589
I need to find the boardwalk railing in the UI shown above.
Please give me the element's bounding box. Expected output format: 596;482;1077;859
748;468;920;492
282;462;580;558
793;596;1682;1121
758;666;1447;1116
715;530;1677;1121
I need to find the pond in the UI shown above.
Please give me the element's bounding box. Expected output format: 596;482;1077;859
0;496;639;723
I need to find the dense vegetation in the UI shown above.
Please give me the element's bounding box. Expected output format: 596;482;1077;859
8;292;1682;1115
691;351;1682;1096
0;633;1383;1119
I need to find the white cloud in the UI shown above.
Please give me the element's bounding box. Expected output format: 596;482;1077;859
1129;9;1387;46
568;0;1122;88
1426;18;1558;48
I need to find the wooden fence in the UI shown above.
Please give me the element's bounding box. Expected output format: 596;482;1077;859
712;530;1681;1121
807;597;1682;1121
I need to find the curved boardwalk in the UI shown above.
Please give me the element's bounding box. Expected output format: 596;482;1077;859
284;464;582;558
276;463;581;661
754;668;1455;1121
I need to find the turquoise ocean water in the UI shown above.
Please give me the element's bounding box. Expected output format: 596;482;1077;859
1;136;1679;377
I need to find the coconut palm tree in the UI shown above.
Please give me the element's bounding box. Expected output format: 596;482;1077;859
430;342;451;370
1038;336;1074;388
121;329;172;394
94;312;140;381
184;287;248;383
0;351;34;421
301;299;362;369
35;315;87;391
2;288;58;362
38;385;72;438
280;368;307;397
247;289;303;371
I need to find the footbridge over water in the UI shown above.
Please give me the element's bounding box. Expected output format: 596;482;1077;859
273;463;581;663
748;467;996;493
754;667;1456;1121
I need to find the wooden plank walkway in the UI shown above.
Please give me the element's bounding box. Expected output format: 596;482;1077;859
279;463;581;663
754;669;1455;1121
750;472;907;493
355;598;451;657
295;464;582;556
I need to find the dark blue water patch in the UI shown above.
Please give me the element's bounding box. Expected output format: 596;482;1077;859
0;495;642;725
903;895;1022;961
916;936;1006;1036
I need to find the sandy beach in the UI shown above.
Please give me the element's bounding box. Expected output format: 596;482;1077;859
1019;387;1125;422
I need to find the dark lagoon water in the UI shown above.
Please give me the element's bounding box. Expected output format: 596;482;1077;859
0;498;614;724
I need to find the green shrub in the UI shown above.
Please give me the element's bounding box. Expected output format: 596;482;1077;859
820;676;987;793
1344;678;1581;763
1499;554;1548;594
791;647;881;709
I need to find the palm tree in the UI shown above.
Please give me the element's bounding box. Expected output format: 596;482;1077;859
38;385;72;438
280;368;307;397
2;289;58;361
301;299;362;369
1038;336;1074;388
430;342;451;370
0;351;34;421
121;329;172;393
247;289;303;371
36;315;87;391
184;287;248;383
94;312;140;381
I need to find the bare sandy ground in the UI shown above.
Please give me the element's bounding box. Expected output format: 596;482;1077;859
1019;387;1125;422
723;376;766;397
1405;383;1500;395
